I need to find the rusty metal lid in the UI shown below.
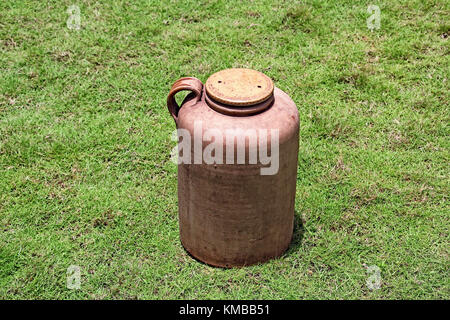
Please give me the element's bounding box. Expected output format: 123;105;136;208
205;68;274;106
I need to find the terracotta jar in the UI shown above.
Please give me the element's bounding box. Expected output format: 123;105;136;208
167;68;299;267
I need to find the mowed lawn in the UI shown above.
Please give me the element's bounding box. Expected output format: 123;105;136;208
0;0;448;299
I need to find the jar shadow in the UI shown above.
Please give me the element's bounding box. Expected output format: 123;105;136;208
283;211;305;257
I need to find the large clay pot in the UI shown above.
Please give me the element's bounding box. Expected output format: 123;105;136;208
167;68;299;267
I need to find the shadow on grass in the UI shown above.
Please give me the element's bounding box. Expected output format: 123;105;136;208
283;211;305;257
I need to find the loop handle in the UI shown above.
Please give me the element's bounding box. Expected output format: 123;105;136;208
167;77;203;123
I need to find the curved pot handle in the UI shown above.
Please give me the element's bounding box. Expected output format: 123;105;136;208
167;77;203;124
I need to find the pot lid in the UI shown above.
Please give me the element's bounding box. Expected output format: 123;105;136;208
205;68;274;106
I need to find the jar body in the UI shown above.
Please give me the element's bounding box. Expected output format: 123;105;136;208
168;73;299;267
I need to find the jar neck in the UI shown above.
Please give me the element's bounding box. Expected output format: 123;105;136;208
205;88;274;117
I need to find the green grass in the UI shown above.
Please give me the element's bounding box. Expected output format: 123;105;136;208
0;0;448;299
